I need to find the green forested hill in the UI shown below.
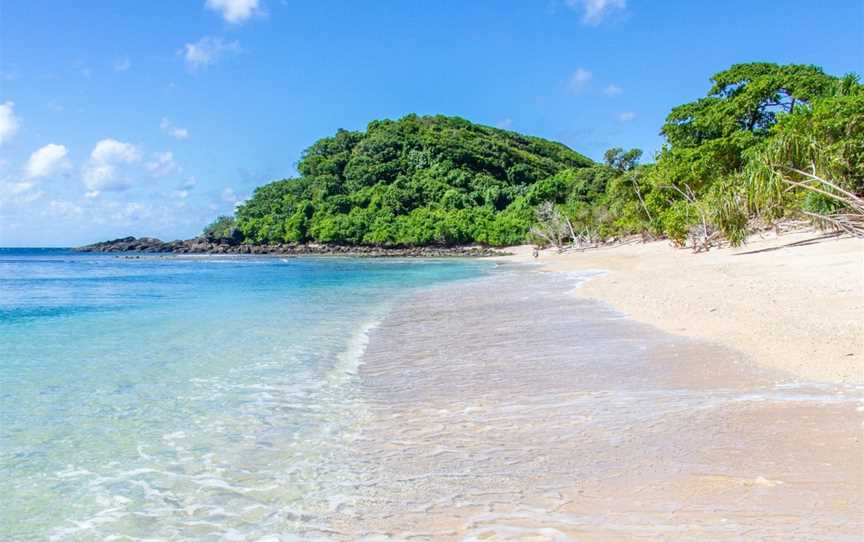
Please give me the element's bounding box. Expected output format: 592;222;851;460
234;114;594;246
218;63;862;250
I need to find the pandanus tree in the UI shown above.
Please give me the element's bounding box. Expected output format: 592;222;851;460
745;75;864;236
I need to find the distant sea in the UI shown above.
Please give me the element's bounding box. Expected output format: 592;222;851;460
0;248;490;540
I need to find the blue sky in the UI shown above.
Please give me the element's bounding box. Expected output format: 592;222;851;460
1;0;861;246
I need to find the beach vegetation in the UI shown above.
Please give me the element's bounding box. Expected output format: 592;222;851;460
210;63;862;250
203;215;239;240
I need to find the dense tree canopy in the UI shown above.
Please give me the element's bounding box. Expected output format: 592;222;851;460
235;114;593;246
631;63;861;246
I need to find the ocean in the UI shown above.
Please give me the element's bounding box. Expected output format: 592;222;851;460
0;249;489;540
2;249;861;541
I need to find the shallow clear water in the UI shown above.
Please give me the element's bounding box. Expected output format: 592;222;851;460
339;270;864;541
0;249;489;540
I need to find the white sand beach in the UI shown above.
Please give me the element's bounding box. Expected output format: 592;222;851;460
500;230;864;384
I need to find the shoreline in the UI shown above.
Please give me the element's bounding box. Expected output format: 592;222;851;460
341;266;863;539
497;230;863;384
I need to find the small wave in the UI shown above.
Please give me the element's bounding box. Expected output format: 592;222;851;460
327;314;383;387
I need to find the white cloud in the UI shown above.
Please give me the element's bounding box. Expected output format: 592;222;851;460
113;202;147;222
567;68;592;94
25;143;69;178
114;57;131;72
146;151;180;177
566;0;626;25
83;138;141;192
160;118;190;140
47;200;83;218
495;118;513;129
603;84;623;96
617;111;637;122
0;101;20;145
181;36;241;71
205;0;261;23
8;180;35;195
91;138;139;164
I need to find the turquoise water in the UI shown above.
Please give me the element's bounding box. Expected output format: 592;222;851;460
0;249;489;540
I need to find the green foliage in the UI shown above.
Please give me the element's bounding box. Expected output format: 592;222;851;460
662;63;834;147
235;114;593;246
203;215;238;240
654;63;836;192
659;200;698;247
604;148;643;172
704;179;749;246
745;75;864;225
647;62;853;246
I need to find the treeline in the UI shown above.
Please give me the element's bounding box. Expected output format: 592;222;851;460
597;63;864;248
207;62;862;248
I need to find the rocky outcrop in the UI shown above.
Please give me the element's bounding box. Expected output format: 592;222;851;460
76;236;172;252
75;237;508;257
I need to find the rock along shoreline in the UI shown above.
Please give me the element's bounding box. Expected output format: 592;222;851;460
74;236;509;258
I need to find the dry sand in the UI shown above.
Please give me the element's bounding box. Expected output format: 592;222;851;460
500;230;864;384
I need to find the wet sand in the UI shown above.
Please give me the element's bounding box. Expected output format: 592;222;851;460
318;268;863;541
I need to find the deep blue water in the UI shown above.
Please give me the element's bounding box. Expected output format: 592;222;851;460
0;249;489;540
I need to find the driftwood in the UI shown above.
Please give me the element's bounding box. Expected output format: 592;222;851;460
779;167;864;238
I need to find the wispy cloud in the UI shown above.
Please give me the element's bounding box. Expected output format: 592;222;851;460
495;118;513;129
205;0;261;24
47;200;83;218
0;177;44;207
221;186;238;203
617;111;636;122
567;68;593;94
181;36;241;71
146;151;180;177
603;84;623;96
160;118;190;140
565;0;626;25
0;101;20;145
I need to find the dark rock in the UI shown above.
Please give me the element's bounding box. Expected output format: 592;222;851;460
74;236;510;258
